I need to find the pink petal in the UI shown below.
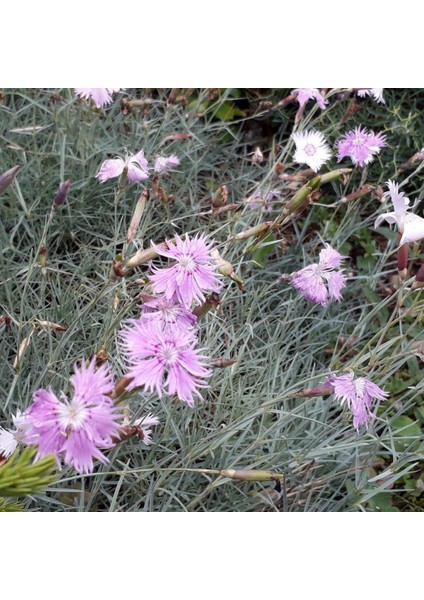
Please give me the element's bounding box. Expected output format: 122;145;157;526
96;158;125;182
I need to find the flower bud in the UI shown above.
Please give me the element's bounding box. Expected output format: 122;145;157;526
35;319;67;332
416;264;424;282
210;358;236;368
251;146;264;164
38;245;47;269
0;165;20;195
152;173;160;198
111;424;141;444
192;293;221;319
53;179;71;209
296;383;334;397
118;165;128;190
13;331;34;369
220;469;283;482
340;184;373;203
113;258;125;278
397;241;409;279
212;203;240;216
282;169;351;222
212;184;228;209
211;249;244;289
158;185;168;203
126;245;165;271
233;222;273;241
127;189;148;243
112;375;134;400
400;148;424;171
412;263;424;289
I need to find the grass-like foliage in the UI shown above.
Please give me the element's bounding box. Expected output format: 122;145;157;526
0;88;423;511
0;447;56;498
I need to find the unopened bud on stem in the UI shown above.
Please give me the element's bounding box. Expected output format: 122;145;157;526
192;293;221;319
127;189;149;243
210;358;237;368
233;221;273;241
0;165;20;195
398;239;409;280
118;166;128;190
340;184;373;203
220;469;283;482
296;383;334;397
211;249;244;289
412;263;424;289
125;244;168;271
212;184;228;209
53;179;71;209
282;169;351;223
112;375;134;400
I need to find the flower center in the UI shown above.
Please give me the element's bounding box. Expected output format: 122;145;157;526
14;428;28;443
161;306;178;322
314;263;327;277
304;144;316;156
353;378;366;398
353;134;365;146
159;341;179;364
58;400;88;431
178;255;196;271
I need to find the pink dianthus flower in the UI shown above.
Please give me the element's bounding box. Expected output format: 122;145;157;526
150;234;222;308
138;295;197;332
121;323;212;407
291;88;328;109
337;126;386;167
154;154;180;174
75;88;122;108
326;372;388;431
96;150;149;183
25;360;121;474
291;244;347;306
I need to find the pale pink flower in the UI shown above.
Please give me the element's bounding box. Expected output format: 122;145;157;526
150;234;222;308
121;323;212;407
292;88;328;109
96;150;149;183
337;126;386;167
292;130;332;172
326;372;388;431
154;154;180;174
25;360;122;474
374;179;424;245
357;88;385;104
138;295;197;332
134;413;159;445
75;88;122;108
291;244;347;306
0;411;34;457
318;245;345;268
0;428;18;457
